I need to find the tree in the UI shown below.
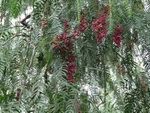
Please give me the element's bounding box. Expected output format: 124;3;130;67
0;0;150;113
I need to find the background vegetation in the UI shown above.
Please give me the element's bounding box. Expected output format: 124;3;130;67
0;0;150;113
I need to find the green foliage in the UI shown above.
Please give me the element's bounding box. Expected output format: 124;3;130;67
0;0;150;113
33;0;47;24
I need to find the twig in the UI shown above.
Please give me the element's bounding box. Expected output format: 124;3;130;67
28;46;36;69
2;33;30;46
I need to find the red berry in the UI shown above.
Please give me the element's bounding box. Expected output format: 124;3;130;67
113;25;123;47
72;29;81;39
66;54;76;83
64;20;70;32
96;29;108;43
79;16;88;32
91;9;109;43
67;74;75;83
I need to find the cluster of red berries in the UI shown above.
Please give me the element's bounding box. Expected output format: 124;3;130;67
72;16;88;39
92;8;109;43
53;33;73;54
53;18;88;83
65;54;76;83
113;25;123;47
63;20;70;32
52;8;123;82
91;7;123;47
79;16;89;32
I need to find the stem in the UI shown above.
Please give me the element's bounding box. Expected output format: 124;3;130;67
28;46;36;69
101;46;107;109
77;0;81;21
125;0;132;17
108;0;113;32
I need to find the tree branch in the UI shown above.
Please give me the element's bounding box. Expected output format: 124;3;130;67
20;14;31;28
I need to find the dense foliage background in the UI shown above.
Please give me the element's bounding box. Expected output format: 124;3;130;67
0;0;150;113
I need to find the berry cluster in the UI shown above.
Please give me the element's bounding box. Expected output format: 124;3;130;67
79;16;88;32
72;29;81;38
52;7;123;82
53;18;88;83
92;7;109;43
63;20;70;32
113;25;123;47
72;16;88;39
65;54;76;83
53;33;73;54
